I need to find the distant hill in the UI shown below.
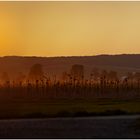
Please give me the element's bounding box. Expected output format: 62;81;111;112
0;54;140;80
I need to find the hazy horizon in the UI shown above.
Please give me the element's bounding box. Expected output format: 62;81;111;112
1;1;140;56
0;53;140;58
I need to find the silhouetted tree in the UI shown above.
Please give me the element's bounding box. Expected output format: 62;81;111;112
101;70;108;79
71;64;84;82
90;67;100;82
28;64;44;83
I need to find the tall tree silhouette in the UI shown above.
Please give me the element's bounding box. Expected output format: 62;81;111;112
28;64;44;83
90;67;100;81
101;70;108;79
71;64;84;82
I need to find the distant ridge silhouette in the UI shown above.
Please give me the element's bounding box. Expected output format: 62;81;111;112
0;54;140;79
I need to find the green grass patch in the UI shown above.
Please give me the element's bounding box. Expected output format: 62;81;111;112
0;98;139;118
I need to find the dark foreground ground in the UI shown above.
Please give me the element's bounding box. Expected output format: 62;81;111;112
0;115;140;138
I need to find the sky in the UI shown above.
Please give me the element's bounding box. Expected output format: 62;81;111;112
0;1;140;57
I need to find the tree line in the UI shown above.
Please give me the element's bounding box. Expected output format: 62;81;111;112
0;63;140;99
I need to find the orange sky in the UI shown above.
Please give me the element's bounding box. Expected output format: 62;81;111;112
0;1;140;56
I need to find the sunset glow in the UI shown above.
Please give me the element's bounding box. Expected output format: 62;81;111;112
0;1;140;56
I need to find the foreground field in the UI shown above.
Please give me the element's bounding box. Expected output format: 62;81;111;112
0;97;140;118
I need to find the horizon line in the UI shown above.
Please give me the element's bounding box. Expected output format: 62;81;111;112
0;53;140;58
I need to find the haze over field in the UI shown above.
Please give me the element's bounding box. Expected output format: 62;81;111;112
0;54;140;80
